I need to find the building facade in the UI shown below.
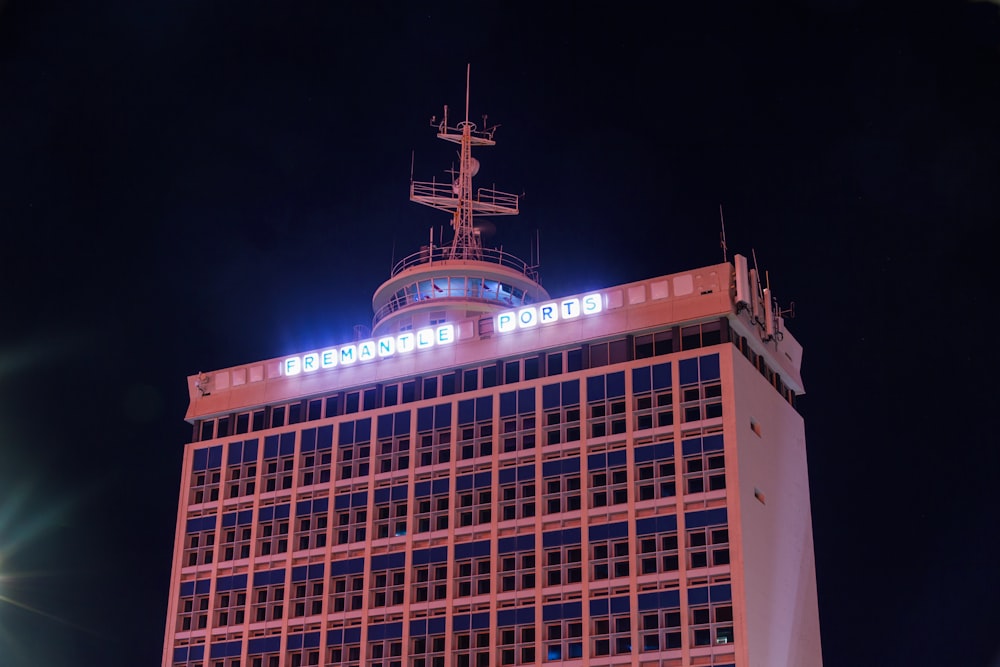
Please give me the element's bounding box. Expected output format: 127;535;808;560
162;95;823;667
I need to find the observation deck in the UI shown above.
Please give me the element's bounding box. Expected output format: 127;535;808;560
371;244;548;335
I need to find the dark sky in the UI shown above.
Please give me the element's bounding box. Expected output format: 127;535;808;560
1;2;998;666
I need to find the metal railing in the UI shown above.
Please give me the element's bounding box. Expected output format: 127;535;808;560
389;245;536;279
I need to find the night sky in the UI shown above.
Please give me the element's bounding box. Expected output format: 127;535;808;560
1;2;998;666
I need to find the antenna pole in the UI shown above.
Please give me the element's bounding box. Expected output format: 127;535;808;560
719;204;728;262
465;63;471;124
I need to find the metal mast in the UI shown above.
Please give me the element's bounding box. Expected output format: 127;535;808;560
410;65;519;261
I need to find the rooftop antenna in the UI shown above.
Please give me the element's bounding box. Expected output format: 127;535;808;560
719;205;728;262
409;64;519;261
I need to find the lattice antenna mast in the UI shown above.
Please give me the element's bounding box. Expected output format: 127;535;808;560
410;65;519;261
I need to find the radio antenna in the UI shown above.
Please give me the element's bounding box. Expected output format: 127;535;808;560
719;204;728;262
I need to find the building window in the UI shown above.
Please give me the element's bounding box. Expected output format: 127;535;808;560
591;601;632;656
588;450;629;508
251;576;285;622
542;460;581;514
498;466;535;521
541;379;581;446
638;594;682;652
416;404;451;467
455;555;491;598
183;517;216;566
457;397;493;461
591;534;630;581
189;445;222;505
456;477;492;528
291;581;324;618
689;585;734;646
679;354;722;422
497;620;535;665
338;418;372;480
637;522;679;575
453;622;491;667
376;411;412;474
256;504;290;557
411;558;449;602
543;619;583;661
262;433;296;493
327;628;362;667
543;542;582;587
295;499;329;550
369;554;406;608
500;388;536;451
410;624;446;667
682;434;726;495
372;487;408;539
220;514;252;561
414;480;450;533
634;438;676;502
226;460;257;499
176;585;210;631
286;646;320;667
498;551;535;592
632;362;673;430
334;493;368;545
329;559;365;612
634;329;674;359
688;525;730;569
214;586;247;627
299;426;333;487
586;372;627;438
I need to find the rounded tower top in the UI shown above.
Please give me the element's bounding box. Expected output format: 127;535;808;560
371;67;548;336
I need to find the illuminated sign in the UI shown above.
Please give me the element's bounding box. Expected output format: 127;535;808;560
284;324;455;376
496;293;603;333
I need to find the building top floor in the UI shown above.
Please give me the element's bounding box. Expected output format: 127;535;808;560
185;259;803;423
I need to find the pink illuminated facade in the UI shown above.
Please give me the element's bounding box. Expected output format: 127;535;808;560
162;85;823;667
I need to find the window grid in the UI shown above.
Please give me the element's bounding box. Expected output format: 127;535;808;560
500;415;536;452
543;620;583;661
373;498;407;540
498;553;536;593
251;582;284;622
691;602;734;647
256;507;289;557
335;507;367;545
214;589;247;627
299;451;332;487
190;469;221;505
498;481;535;522
370;567;406;609
226;461;257;499
184;525;215;567
292;581;324;618
593;612;632;656
412;563;449;603
543;475;581;515
543;544;582;587
498;625;536;665
262;453;295;493
176;590;209;632
688;526;730;569
454;630;491;667
639;532;679;576
455;556;491;598
376;436;411;474
591;537;630;581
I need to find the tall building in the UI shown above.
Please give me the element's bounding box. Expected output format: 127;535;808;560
163;83;823;667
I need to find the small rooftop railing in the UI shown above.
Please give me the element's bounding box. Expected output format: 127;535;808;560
389;245;536;279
